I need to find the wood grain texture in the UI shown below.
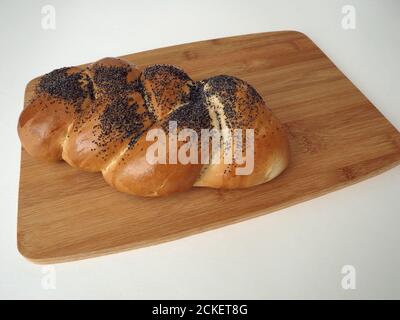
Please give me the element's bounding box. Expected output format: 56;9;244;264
18;31;400;264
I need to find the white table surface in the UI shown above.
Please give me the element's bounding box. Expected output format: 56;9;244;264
1;0;399;299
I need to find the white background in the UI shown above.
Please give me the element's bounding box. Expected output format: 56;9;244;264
1;0;399;299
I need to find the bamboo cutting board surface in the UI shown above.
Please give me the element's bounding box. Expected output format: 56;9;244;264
18;31;400;264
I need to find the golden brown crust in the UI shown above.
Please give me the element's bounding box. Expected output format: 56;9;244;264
61;59;149;171
18;58;290;197
194;76;290;189
194;114;289;189
141;64;194;119
102;122;203;197
18;67;89;161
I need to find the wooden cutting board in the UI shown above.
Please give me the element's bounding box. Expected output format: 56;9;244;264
18;31;400;264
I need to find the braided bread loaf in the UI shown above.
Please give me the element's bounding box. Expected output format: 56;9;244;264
18;57;289;196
